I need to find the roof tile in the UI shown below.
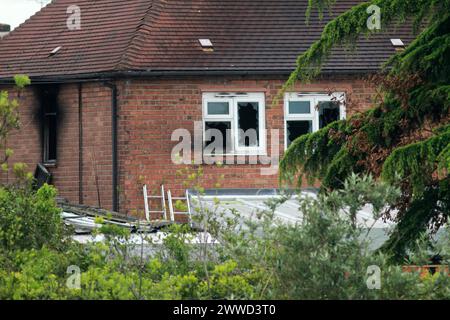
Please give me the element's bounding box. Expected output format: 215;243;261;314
0;0;416;79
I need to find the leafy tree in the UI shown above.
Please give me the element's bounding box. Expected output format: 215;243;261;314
279;0;450;259
0;75;31;180
0;184;70;251
219;174;448;299
0;75;70;253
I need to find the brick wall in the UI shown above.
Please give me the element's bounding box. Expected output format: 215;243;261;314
51;83;113;209
1;74;376;216
117;74;375;216
0;86;41;183
0;82;113;210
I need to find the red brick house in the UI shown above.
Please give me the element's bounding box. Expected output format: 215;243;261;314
0;0;414;215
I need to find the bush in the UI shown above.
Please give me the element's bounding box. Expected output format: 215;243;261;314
0;184;70;252
205;174;450;299
0;175;448;300
0;248;72;299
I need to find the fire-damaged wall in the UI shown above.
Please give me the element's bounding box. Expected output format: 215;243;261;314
50;83;113;209
1;74;376;216
0;82;113;210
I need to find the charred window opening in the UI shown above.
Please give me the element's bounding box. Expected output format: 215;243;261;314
39;86;59;164
284;93;346;149
238;102;259;147
204;121;232;153
318;101;340;129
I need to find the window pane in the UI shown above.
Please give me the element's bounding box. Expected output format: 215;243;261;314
207;102;229;115
204;121;231;153
287;120;312;146
237;102;259;147
289;101;310;114
318;101;340;128
44;115;57;162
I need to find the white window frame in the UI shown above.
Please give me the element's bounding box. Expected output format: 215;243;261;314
284;92;346;150
202;92;266;156
202;97;233;119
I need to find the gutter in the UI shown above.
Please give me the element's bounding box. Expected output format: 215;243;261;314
103;82;119;212
0;68;377;85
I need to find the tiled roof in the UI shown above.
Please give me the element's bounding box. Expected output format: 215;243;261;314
0;0;416;79
0;0;151;79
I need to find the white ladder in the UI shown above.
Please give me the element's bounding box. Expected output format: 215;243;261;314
143;185;192;223
143;184;167;221
167;189;192;223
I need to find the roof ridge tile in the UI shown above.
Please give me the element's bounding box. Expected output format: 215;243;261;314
115;0;157;71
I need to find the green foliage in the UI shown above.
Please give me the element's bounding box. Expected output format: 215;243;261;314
382;124;450;196
13;75;31;90
280;0;450;257
0;247;76;299
0;175;448;300
0;90;20;145
380;181;450;260
0;184;70;252
285;0;450;87
218;174;449;299
0;74;31;179
199;260;255;300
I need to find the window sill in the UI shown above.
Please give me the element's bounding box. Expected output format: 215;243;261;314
43;162;57;168
203;152;268;157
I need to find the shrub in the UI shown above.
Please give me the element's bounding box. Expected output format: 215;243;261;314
0;174;448;300
0;184;70;252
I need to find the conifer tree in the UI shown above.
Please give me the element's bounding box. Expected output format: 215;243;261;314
280;0;450;259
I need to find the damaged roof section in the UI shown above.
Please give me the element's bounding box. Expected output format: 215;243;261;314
59;201;216;250
0;0;416;79
59;201;173;234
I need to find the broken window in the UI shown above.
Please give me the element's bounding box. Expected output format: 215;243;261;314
203;93;265;155
318;101;340;129
286;120;312;145
204;121;232;153
284;93;345;148
237;102;259;147
40;87;59;164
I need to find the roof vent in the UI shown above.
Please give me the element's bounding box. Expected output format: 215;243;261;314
49;46;62;57
199;38;214;52
0;23;10;38
390;39;405;51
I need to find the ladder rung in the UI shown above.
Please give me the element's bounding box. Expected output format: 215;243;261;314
143;184;167;222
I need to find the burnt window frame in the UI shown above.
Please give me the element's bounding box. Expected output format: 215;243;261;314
39;86;59;165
